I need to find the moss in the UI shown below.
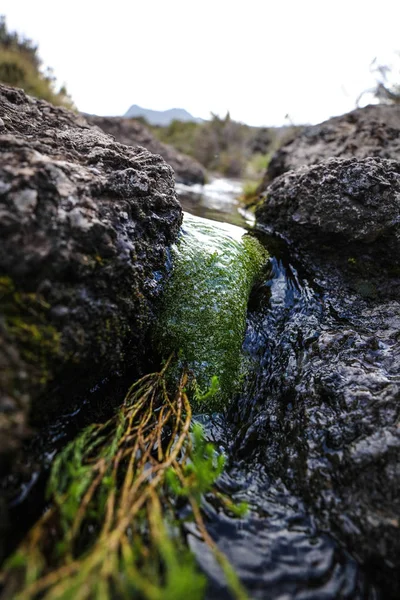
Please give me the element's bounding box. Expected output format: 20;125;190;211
7;318;60;385
0;275;61;389
155;214;268;408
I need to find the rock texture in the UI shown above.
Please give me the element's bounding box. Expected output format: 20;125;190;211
252;153;400;597
256;156;400;263
261;103;400;188
86;115;206;185
0;84;182;474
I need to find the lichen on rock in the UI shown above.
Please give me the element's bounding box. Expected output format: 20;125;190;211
155;213;268;408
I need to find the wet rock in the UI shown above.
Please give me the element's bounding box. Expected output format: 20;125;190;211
86;115;206;185
155;213;267;408
261;103;400;188
0;84;182;474
250;156;400;596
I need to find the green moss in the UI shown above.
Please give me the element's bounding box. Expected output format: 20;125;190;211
0;275;61;388
155;213;268;408
240;180;260;206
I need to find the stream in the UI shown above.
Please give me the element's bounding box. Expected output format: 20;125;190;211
177;178;379;599
1;177;383;599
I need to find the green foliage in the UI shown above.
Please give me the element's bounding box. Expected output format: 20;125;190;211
151;113;255;177
153;119;199;157
244;152;271;180
166;423;226;503
150;113;302;181
0;15;74;108
240;180;261;206
1;364;249;600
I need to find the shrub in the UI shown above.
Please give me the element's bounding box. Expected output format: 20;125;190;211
0;15;74;109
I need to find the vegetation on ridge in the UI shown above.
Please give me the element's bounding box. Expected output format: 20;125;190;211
0;16;74;108
148;112;300;179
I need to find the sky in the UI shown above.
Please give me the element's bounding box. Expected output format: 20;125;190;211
1;0;400;127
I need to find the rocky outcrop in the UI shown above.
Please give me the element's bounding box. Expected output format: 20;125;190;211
261;103;400;189
0;84;182;474
86;115;206;185
252;155;400;596
256;156;400;265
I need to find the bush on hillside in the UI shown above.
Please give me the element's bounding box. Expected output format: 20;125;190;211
0;16;74;109
151;113;256;177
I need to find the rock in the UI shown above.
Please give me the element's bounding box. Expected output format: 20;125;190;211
0;84;182;474
261;103;400;189
256;156;400;266
86;115;206;186
250;154;400;596
154;213;267;408
236;264;400;596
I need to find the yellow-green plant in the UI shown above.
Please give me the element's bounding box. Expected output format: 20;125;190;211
0;358;248;600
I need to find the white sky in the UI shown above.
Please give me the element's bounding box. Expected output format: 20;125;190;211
2;0;400;126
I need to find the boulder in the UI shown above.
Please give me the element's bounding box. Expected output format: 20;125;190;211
252;154;400;596
261;103;400;189
256;156;400;265
0;84;182;474
86;115;206;186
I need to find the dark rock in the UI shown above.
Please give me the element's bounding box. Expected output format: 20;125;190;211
250;155;400;596
256;156;400;265
236;260;400;596
86;115;206;185
0;84;182;474
261;103;400;189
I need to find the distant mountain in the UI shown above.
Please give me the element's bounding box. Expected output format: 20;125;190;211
124;104;203;126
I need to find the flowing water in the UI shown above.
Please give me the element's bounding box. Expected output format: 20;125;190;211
176;177;254;227
1;178;382;598
177;179;380;599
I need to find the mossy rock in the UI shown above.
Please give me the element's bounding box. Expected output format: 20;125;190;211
0;84;182;473
155;213;268;408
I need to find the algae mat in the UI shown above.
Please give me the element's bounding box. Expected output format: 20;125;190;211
155;212;268;407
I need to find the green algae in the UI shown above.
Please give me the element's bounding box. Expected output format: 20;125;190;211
155;213;268;408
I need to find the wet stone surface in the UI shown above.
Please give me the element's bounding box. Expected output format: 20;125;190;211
229;228;400;598
190;415;378;600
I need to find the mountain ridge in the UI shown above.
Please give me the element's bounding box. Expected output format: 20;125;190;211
124;104;203;125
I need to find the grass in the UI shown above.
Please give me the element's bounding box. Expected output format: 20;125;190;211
0;357;248;600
